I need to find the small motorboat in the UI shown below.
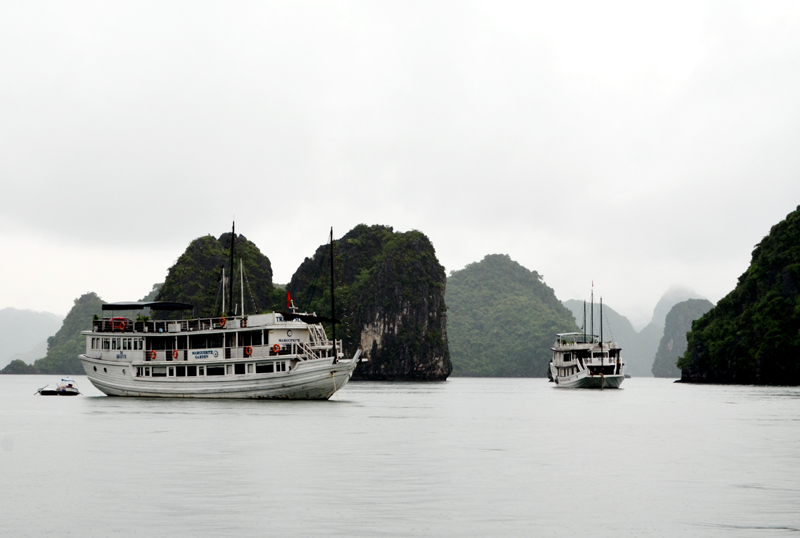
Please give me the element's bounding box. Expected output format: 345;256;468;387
37;378;81;396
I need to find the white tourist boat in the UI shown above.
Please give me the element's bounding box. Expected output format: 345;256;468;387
549;294;625;388
79;306;360;399
549;332;624;388
79;225;360;399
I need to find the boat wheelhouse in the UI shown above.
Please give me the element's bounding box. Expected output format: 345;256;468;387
79;302;360;399
549;331;625;389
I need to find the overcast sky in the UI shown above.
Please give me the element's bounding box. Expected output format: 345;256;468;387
2;1;799;328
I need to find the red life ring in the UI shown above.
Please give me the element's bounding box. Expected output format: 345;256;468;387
150;350;157;360
111;317;127;331
219;317;227;327
244;346;253;357
272;344;281;354
172;349;179;359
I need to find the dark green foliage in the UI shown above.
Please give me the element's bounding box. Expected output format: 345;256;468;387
29;293;104;375
446;254;578;377
680;205;800;384
0;359;40;374
288;225;451;380
652;299;713;378
156;233;280;318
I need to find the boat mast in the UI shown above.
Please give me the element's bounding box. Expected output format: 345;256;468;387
222;267;226;315
330;227;337;364
228;221;235;317
240;258;244;317
600;296;604;364
590;286;594;342
583;300;586;343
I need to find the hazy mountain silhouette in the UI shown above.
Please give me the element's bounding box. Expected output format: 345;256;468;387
0;308;63;369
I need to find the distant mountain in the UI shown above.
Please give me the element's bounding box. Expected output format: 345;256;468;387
563;285;705;377
289;224;451;381
651;286;702;327
680;205;800;384
447;254;578;377
652;299;714;377
2;293;104;375
0;308;63;369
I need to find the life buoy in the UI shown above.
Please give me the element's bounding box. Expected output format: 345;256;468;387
219;317;227;327
150;350;157;360
244;346;253;357
172;349;179;359
111;317;127;331
272;344;281;354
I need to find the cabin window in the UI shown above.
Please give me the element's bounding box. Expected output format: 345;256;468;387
235;363;245;375
168;367;175;377
145;367;151;376
103;338;110;350
255;362;273;374
207;365;224;376
176;366;186;377
226;364;233;375
198;366;204;376
152;366;167;377
247;364;253;374
187;365;197;376
239;330;263;347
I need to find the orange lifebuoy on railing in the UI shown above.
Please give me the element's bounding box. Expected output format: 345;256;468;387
172;349;179;359
150;350;157;360
272;344;281;354
244;346;252;357
219;317;227;328
111;317;127;331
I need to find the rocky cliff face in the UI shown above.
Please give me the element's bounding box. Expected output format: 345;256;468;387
156;232;279;318
288;225;451;381
651;299;714;378
680;205;800;384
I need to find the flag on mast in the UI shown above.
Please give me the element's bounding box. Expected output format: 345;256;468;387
287;292;292;308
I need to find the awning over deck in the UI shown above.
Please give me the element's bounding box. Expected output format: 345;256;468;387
101;301;194;311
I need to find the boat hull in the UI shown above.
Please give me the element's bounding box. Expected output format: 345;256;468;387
550;363;624;389
79;354;359;399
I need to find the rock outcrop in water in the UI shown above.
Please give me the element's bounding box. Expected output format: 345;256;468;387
155;233;281;318
679;205;800;384
651;299;714;378
288;224;451;380
447;254;577;377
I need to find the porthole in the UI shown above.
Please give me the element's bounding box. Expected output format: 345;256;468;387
287;330;293;337
93;366;97;371
104;368;107;373
122;369;126;375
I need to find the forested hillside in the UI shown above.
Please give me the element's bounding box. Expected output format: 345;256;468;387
288;225;451;380
680;205;800;384
446;254;577;377
156;232;281;318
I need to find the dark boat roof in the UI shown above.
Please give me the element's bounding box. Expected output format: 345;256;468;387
102;301;193;311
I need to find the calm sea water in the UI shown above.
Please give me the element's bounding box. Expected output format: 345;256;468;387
1;375;799;537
